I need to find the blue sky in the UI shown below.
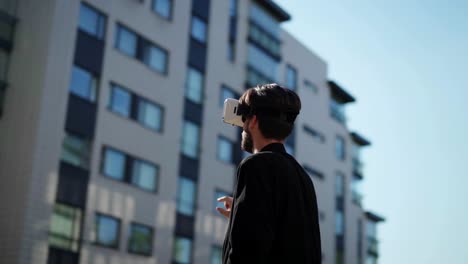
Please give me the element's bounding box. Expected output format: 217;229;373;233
275;0;468;263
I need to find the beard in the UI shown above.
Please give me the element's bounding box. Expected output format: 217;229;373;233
241;128;254;154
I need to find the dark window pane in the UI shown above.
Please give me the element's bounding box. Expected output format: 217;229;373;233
219;86;235;107
109;85;131;117
69;65;97;102
286;65;297;90
132;160;157;191
335;172;345;197
217;137;233;163
185;67;203;104
61;133;91;169
49;203;82;252
177;177;196;216
211;246;223;264
128;223;153;255
103;148;126;180
335;135;346;160
95;214;120;248
152;0;171;19
173;237;192;263
182;121;200;159
191;16;207;43
115;26;137;57
143;45;167;73
137;100;162;131
79;3;106;39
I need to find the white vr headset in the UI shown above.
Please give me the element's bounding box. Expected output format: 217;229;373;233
222;98;298;128
222;98;246;127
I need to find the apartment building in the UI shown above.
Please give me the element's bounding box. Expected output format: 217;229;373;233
0;0;385;263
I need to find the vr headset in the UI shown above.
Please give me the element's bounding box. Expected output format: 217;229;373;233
222;98;298;128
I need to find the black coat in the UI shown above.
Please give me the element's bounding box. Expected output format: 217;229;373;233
222;143;322;264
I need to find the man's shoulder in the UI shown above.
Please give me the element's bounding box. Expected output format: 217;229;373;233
239;151;290;169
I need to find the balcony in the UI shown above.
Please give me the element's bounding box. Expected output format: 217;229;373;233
353;157;364;179
367;237;380;256
330;99;347;124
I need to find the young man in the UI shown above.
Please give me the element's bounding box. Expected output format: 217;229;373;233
217;84;322;263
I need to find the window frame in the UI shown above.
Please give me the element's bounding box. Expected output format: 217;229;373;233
217;135;234;164
69;64;98;103
190;16;208;44
176;177;197;216
151;0;173;20
172;236;193;264
78;2;107;40
127;222;154;256
48;202;82;252
94;212;121;249
61;131;91;170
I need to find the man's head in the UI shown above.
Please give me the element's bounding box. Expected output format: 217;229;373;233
239;83;301;153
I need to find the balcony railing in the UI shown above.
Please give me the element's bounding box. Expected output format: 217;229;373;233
330;100;346;123
352;157;364;178
367;237;379;256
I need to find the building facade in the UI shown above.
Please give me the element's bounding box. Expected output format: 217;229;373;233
0;0;384;264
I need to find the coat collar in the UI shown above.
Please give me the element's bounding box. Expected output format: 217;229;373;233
260;142;286;153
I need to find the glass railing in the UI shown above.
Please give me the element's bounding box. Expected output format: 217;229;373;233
248;21;281;58
330;100;346;123
352;157;364;177
367;237;379;255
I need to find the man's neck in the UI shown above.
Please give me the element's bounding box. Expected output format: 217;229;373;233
253;138;284;154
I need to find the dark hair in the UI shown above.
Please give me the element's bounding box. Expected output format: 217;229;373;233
239;83;301;140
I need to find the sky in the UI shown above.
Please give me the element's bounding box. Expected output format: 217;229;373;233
275;0;468;263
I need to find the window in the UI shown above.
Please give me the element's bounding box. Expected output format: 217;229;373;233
69;65;97;102
304;80;318;94
335;173;345;198
219;85;236;107
95;213;120;248
185;67;204;104
173;237;192;264
214;190;230;214
61;132;91;169
217;136;233;163
78;3;106;39
351;176;363;205
303;125;325;143
152;0;172;19
131;160;158;192
335;135;346;161
330;98;346;123
143;44;168;73
230;0;238;17
109;84;131;117
181;121;200;159
211;246;223;264
228;40;235;62
137;99;163;132
191;16;207;43
335;210;344;236
286;64;297;90
247;44;278;82
128;223;153;255
248;22;281;57
103;148;126;181
115;24;169;74
49;203;82;252
115;25;138;57
303;165;324;180
249;2;280;36
177;177;196;216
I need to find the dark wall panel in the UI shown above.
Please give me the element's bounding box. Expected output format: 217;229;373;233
65;94;97;138
74;30;104;75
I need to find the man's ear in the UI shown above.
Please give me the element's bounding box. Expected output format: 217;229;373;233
250;115;258;130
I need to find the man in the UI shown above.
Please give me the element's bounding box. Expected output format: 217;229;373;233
216;84;322;263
